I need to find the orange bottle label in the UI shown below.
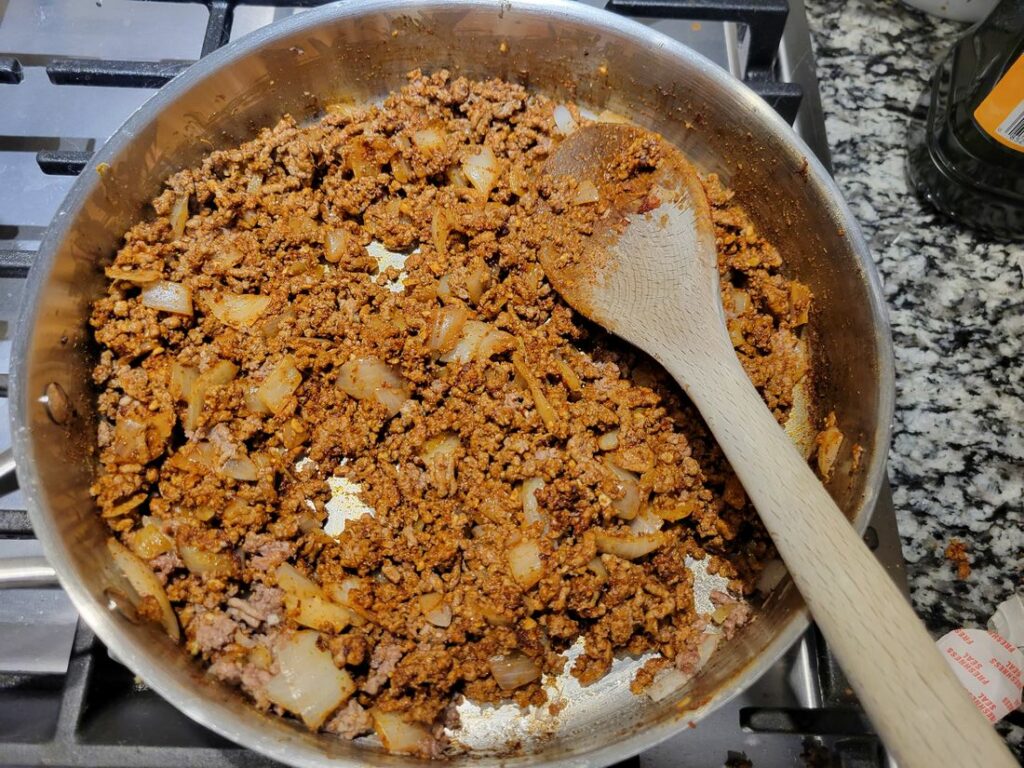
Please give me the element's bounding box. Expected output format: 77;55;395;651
974;54;1024;152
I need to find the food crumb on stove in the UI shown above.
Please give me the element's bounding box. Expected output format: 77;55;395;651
945;538;971;580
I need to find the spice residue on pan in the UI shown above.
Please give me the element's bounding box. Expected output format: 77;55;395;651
88;70;823;756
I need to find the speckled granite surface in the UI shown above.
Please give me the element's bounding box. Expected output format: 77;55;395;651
803;0;1023;751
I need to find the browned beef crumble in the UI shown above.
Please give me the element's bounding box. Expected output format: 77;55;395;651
89;70;819;756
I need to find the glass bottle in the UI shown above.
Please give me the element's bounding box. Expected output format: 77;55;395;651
906;0;1024;240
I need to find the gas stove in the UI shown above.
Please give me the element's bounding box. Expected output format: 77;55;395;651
0;2;902;766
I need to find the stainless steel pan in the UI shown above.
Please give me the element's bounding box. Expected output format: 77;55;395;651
2;0;894;764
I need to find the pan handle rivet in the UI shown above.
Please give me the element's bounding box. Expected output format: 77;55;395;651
41;381;71;424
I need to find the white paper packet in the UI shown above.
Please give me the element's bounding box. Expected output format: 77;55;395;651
937;593;1024;723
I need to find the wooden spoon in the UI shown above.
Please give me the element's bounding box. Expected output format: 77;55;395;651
540;123;1015;768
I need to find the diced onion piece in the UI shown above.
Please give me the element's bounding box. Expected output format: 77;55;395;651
257;355;302;415
447;164;470;188
436;274;452;299
426;303;469;355
597;429;620;451
105;266;161;284
587;556;609;582
431;209;451;258
107;538;180;642
756;559;787;595
107;492;148;519
699;630;722;667
371;710;432;755
111;419;149;463
728;321;745;347
392;156;414;184
169;363;198;402
276;564;352;635
211;246;244;269
325;229;349;263
169;195;189;238
521;477;546;527
281;418;308;449
595;530;665;560
629;508;664;536
508;539;542;589
412;127;445;152
265;631;355;729
790;281;812;326
296;511;322;535
126;523;174;560
222;456;258;482
347;142;379;179
276;563;321;600
419;592;442;612
180;546;235;578
440;320;516;363
326;102;362;120
712;603;735;625
261;308;296;340
181;441;219;471
604;460;642;520
249;644;273;670
205;359;238;386
647;667;690;702
246;175;262;195
553;104;578;135
465;258;492;304
295;597;351;634
597;109;631;125
507;165;528;196
244;385;271;415
462;146;498;195
816;416;844;479
573;179;600;205
728;288;750;318
207;292;271;328
184;360;238;433
422;432;459;465
512;351;558;430
554;355;583;394
654;497;700;522
480;603;512;626
489;652;541;690
336;357;410;417
419;592;452;628
142;281;193;316
324;577;372;624
324;577;360;607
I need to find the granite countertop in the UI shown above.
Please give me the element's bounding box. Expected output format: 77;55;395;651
804;0;1023;754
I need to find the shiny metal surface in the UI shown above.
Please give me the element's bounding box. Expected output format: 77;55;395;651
0;540;75;675
0;554;57;588
9;1;894;766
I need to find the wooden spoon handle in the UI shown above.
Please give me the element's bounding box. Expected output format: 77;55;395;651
675;354;1016;768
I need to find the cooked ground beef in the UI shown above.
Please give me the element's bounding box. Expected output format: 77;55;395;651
89;70;817;756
